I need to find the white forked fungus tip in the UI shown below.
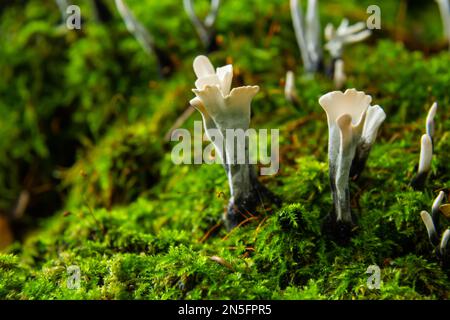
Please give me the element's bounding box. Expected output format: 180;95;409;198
426;102;438;138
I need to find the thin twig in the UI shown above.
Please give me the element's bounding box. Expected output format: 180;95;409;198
199;221;223;243
222;216;258;241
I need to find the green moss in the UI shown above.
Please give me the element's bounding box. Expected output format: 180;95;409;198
1;0;450;300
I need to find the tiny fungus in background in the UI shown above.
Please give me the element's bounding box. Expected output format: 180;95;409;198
436;0;450;50
426;102;438;143
324;19;371;83
319;89;385;239
411;102;437;190
284;70;301;109
411;134;433;189
420;191;450;266
183;0;220;52
189;55;279;230
333;59;346;90
290;0;322;74
115;0;173;77
288;0;369;90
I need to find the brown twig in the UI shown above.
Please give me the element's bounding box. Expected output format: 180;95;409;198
199;221;223;243
222;216;258;241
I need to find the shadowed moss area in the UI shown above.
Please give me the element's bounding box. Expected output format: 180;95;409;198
1;0;450;299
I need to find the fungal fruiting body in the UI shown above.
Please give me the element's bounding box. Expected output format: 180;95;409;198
324;19;371;61
319;89;385;236
183;0;220;51
420;191;450;264
413;137;434;190
189;55;278;230
426;102;438;140
411;102;438;189
421;210;439;245
350;103;386;180
324;19;371;81
333;59;346;90
285;70;300;108
435;0;450;50
290;0;322;73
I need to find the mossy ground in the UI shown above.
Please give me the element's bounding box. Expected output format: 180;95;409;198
0;0;450;299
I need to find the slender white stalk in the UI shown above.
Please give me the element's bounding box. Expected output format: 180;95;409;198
325;19;371;59
285;70;299;104
319;89;382;226
204;0;220;28
420;210;438;244
436;0;450;49
418;134;433;175
190;55;266;229
440;229;450;256
184;0;220;49
115;0;156;56
426;102;437;139
290;0;312;72
334;112;365;223
333;59;346;89
305;0;322;69
432;191;445;221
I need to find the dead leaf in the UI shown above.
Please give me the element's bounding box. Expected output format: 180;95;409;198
439;204;450;219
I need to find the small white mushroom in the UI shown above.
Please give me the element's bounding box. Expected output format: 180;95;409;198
324;19;371;60
418;134;433;176
324;19;370;85
319;89;384;227
435;0;450;50
426;102;437;139
290;0;322;73
440;229;450;256
333;59;346;89
305;0;322;69
190;56;255;167
411;105;435;188
432;191;446;222
420;210;438;245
